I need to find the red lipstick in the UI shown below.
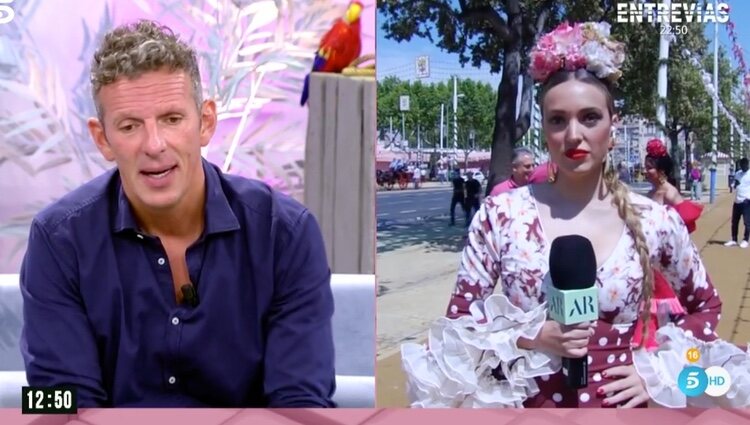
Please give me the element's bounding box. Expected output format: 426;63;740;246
565;149;589;160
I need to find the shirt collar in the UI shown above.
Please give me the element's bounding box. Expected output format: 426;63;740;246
113;158;241;236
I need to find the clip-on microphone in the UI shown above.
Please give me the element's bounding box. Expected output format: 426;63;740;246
181;283;199;308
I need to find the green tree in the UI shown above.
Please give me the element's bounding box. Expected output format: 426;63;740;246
376;77;496;154
379;1;746;191
604;15;711;189
376;76;410;147
378;0;617;193
676;47;744;188
726;98;750;160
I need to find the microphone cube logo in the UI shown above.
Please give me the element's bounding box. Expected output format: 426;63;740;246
546;285;598;325
0;0;14;25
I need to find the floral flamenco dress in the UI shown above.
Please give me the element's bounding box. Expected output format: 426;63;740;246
401;187;750;408
631;200;704;351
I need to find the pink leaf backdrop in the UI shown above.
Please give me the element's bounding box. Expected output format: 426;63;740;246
0;0;375;272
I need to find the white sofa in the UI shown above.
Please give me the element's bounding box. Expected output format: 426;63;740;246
0;273;375;407
329;273;376;407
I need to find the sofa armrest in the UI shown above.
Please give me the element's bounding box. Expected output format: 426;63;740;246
332;375;375;408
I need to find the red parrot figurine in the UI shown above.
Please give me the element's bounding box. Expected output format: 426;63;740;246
300;0;363;106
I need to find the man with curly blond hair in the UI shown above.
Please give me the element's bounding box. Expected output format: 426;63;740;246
20;20;336;408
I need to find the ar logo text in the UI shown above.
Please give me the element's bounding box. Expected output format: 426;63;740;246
549;295;596;317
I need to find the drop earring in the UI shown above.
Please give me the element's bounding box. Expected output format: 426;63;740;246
547;161;557;183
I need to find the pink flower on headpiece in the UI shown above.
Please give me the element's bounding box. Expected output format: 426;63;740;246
530;50;562;82
551;22;583;52
646;139;668;158
564;46;587;70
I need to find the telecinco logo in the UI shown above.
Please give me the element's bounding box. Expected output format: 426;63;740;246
0;0;15;25
677;347;732;398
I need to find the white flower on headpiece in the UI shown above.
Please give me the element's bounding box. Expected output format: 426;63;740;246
580;41;609;78
581;40;624;81
588;22;612;39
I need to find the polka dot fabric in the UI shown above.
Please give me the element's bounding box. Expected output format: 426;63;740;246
524;322;638;408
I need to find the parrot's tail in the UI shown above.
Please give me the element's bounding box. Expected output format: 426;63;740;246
300;74;310;106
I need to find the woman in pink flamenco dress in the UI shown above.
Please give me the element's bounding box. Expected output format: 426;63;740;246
630;139;705;351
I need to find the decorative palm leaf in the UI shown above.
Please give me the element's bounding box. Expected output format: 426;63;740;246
0;0;114;270
0;0;369;272
152;0;348;198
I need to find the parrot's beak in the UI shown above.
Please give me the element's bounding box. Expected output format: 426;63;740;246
345;2;363;24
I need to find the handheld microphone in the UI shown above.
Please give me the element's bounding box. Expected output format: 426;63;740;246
547;235;598;389
181;283;199;308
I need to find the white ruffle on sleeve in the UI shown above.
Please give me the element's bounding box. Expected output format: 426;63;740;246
401;294;561;408
632;323;750;408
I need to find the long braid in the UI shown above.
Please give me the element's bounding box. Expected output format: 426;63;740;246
602;157;654;348
539;67;654;347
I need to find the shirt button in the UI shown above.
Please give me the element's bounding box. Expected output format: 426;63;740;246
168;376;176;385
157;257;166;266
171;317;180;326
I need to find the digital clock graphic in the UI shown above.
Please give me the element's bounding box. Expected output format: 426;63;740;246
21;386;77;414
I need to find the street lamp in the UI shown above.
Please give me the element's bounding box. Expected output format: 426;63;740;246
709;0;719;204
452;76;465;153
452;93;465;153
442;93;464;152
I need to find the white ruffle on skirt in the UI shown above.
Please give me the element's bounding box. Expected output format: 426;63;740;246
632;323;750;408
401;294;560;408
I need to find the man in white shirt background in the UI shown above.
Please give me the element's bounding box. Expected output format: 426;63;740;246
725;157;750;248
413;165;421;189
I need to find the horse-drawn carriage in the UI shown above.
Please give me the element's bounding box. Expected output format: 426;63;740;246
376;168;412;190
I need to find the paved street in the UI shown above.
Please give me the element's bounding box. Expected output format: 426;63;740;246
376;185;453;223
376;186;750;407
376;184;470;255
376;181;654;254
377;180;652;228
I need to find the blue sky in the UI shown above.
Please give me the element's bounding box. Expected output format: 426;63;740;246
377;1;750;90
703;1;750;87
376;11;503;87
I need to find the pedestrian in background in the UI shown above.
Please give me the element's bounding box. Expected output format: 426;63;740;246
449;168;465;226
725;157;750;248
489;147;539;195
690;162;703;201
464;172;482;226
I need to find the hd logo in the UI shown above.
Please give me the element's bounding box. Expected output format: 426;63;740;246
677;348;732;397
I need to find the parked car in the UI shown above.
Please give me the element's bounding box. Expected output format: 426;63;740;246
462;170;485;184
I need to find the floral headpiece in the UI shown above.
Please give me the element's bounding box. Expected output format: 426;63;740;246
646;138;669;158
529;22;626;84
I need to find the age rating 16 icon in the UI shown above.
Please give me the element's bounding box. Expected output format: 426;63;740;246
678;348;732;398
